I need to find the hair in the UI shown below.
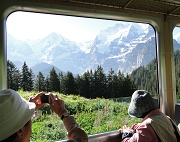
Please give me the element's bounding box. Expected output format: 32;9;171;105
0;132;17;142
0;120;31;142
138;109;154;118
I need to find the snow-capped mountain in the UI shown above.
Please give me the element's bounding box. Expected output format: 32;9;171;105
83;23;156;73
174;32;180;43
7;22;180;76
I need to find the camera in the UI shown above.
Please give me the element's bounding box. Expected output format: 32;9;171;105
41;94;50;103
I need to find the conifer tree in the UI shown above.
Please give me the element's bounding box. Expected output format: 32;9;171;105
93;65;106;98
89;69;95;97
7;60;21;90
107;68;115;98
34;71;46;92
130;59;157;95
49;67;60;92
45;76;50;92
112;74;120;98
81;72;91;98
63;71;75;95
58;71;64;93
21;61;34;91
27;68;34;91
74;74;84;95
122;75;136;97
13;69;21;91
174;50;180;95
117;70;125;97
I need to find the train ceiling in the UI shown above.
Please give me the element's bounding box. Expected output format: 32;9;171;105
29;0;180;17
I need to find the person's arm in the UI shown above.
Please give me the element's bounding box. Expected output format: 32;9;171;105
49;94;88;142
29;92;47;110
121;123;159;142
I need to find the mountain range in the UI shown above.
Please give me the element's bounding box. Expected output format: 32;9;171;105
7;22;180;76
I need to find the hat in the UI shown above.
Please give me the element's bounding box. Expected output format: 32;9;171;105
128;90;159;118
0;89;35;141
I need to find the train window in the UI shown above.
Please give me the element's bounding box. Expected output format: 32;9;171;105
6;11;157;141
173;27;180;102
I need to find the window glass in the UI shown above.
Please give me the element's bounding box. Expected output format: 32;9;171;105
6;11;157;141
173;27;180;102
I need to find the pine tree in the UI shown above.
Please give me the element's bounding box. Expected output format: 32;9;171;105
63;71;75;95
93;65;106;98
107;68;115;98
7;60;21;90
74;74;84;96
117;70;125;97
45;76;51;92
81;72;91;98
27;68;34;91
21;62;34;91
58;71;64;93
34;71;46;92
112;74;120;97
122;75;136;97
49;67;60;92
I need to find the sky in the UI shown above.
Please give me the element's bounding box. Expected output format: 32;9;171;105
6;11;180;42
6;11;120;43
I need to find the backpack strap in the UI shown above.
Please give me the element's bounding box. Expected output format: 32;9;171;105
168;116;180;141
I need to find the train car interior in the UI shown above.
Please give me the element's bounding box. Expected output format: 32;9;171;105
1;0;180;141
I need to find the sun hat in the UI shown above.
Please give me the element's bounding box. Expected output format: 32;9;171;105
0;89;35;141
128;90;159;118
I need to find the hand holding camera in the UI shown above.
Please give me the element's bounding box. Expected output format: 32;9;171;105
29;92;47;110
40;94;51;103
49;94;68;118
29;92;68;119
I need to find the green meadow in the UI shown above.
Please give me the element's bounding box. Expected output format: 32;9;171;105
19;90;141;142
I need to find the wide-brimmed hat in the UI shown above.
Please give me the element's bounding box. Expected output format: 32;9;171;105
0;89;35;141
128;90;159;118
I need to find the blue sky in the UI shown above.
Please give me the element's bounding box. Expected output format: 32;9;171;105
6;11;180;42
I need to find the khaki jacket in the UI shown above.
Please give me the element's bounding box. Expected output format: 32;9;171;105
61;116;88;142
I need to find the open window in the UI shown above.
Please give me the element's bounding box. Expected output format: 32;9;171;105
6;11;157;141
173;27;180;102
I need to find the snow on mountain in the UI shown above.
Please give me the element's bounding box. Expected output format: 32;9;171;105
38;32;80;64
84;23;156;73
174;32;180;44
91;23;153;55
7;34;35;68
78;40;92;53
7;22;180;76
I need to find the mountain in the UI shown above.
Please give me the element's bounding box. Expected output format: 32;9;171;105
83;23;156;73
31;62;63;77
7;34;34;68
7;23;180;76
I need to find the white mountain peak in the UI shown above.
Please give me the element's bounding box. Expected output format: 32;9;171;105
7;22;180;75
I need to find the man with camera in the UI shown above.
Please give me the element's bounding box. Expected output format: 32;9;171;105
0;89;88;142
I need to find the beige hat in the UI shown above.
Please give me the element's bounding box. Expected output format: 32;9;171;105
0;89;35;141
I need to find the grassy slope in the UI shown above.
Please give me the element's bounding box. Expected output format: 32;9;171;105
19;91;141;141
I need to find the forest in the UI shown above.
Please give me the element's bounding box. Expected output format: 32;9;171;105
131;49;180;99
7;49;180;99
7;50;180;141
7;60;136;98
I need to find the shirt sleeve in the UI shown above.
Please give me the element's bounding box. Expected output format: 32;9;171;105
62;115;88;142
122;122;159;142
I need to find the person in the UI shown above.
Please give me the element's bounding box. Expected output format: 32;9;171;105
119;90;180;142
0;89;88;142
